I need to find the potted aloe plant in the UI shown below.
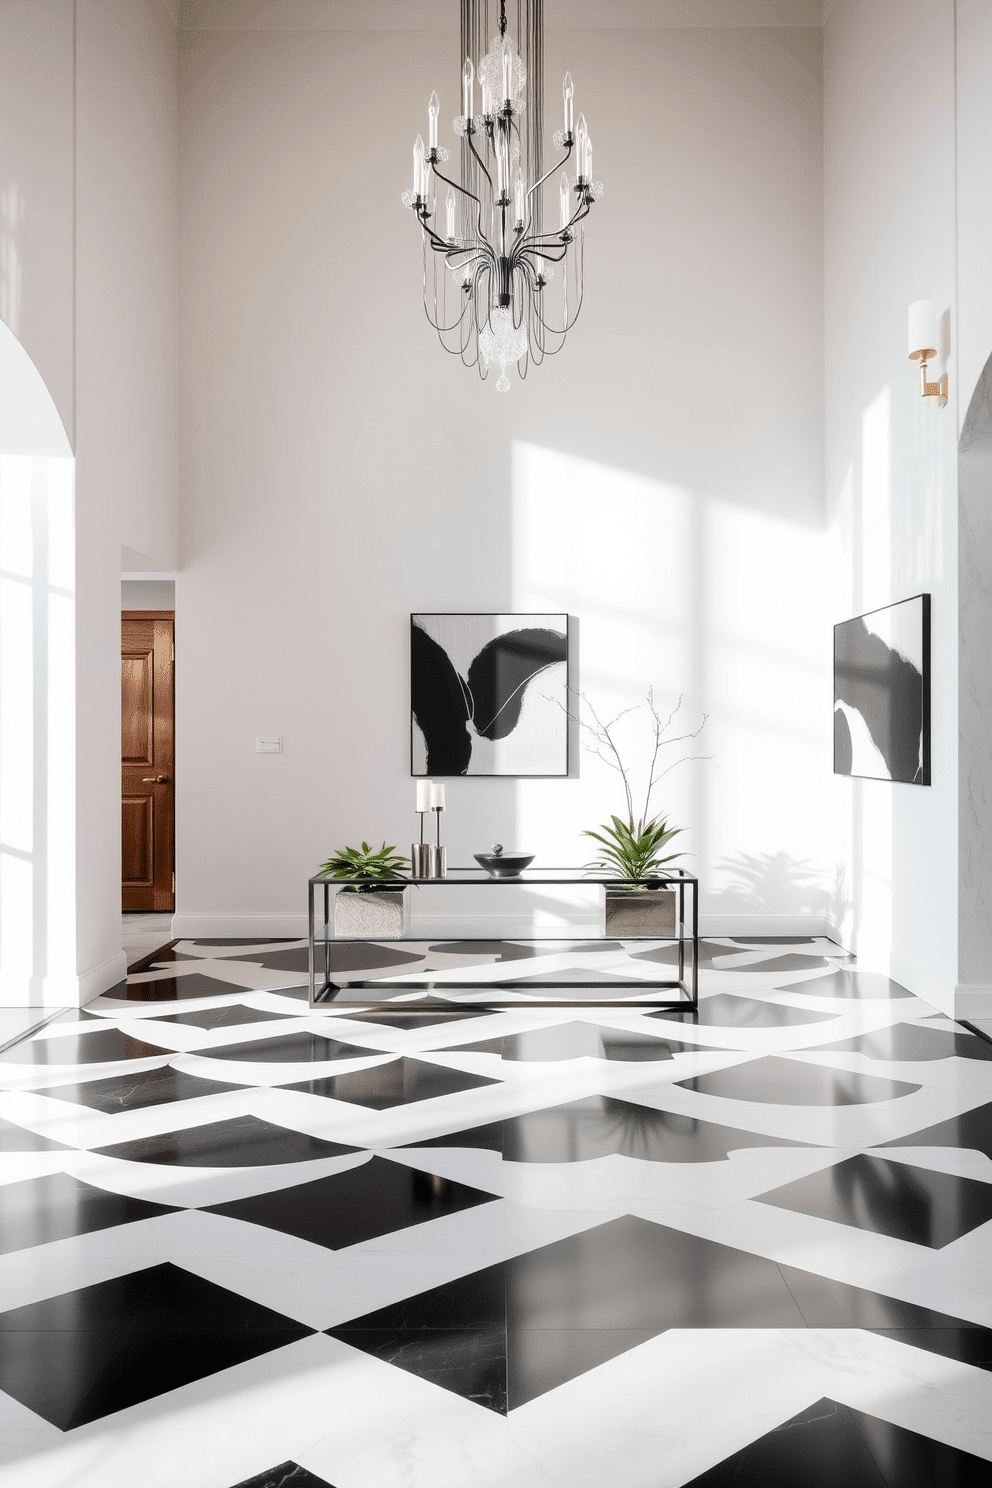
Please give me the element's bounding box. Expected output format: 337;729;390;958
573;689;708;937
320;841;410;939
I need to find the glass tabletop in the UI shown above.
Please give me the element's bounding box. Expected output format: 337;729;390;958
310;867;697;886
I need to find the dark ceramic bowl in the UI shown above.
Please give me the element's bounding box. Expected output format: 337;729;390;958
474;852;535;878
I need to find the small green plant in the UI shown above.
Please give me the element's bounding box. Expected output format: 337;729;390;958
584;813;683;881
319;841;408;891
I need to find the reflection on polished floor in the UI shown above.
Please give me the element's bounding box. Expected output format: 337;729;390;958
0;935;990;1486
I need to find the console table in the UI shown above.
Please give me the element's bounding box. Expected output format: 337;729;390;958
307;867;698;1010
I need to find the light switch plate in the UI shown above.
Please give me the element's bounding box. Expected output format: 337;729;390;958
255;737;283;754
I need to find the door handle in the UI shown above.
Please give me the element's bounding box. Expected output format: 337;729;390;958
142;775;171;783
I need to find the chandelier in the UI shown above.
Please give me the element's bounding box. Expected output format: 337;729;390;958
402;0;602;391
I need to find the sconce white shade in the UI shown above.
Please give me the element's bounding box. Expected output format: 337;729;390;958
908;299;937;360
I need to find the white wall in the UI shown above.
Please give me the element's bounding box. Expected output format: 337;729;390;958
176;7;828;938
823;0;958;1011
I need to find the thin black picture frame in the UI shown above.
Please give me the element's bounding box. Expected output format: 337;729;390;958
833;593;931;786
410;611;571;778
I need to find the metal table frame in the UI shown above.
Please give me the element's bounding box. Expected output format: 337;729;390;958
308;867;698;1010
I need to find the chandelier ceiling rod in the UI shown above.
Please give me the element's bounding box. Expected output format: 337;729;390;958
403;0;602;391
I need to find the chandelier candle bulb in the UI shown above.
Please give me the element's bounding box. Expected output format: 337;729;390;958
576;114;588;180
560;170;570;229
446;187;456;240
428;91;439;150
413;134;425;196
502;36;513;103
514;170;525;226
584;135;593;183
563;72;573;134
462;56;474;119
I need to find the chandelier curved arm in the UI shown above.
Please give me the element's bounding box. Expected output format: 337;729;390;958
523;141;574;214
422;238;477;335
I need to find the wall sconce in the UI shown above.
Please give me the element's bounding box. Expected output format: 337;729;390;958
908;299;947;408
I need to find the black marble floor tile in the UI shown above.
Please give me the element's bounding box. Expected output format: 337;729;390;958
95;1113;359;1166
328;1009;489;1032
854;1404;992;1485
780;969;914;999
731;953;832;975
284;1056;500;1108
333;1324;508;1412
1;1027;168;1066
404;1094;809;1163
0;1171;176;1255
187;939;295;946
332;1216;806;1411
692;1392;992;1484
121;973;255;1002
756;1152;992;1248
867;1329;992;1372
227;947;312;974
879;1102;992;1161
203;1031;371;1065
206;1155;497;1249
777;1259;991;1337
325;944;428;974
229;1464;336;1488
815;1023;992;1062
730;936;818;945
0;1261;312;1429
38;1065;243;1113
446;1021;680;1062
676;1055;919;1105
428;940;544;961
652;994;840;1030
683;1396;888;1486
148;1004;294;1031
0;1115;69;1150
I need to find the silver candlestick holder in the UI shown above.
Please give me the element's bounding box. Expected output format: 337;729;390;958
411;811;430;878
430;803;446;878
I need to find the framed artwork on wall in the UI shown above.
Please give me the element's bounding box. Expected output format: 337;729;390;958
411;612;569;777
833;594;931;785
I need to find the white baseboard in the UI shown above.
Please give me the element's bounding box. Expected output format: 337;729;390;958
0;950;130;1010
889;952;956;1017
170;914;308;940
954;982;992;1018
700;914;838;941
77;950;129;1005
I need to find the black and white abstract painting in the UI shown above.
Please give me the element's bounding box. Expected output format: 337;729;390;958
834;594;931;785
411;613;568;776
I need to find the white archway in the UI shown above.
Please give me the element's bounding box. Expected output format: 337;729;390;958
0;318;78;1006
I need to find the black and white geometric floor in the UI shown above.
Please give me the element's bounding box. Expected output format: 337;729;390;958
1;934;991;1486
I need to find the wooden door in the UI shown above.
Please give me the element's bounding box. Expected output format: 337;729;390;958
122;612;175;912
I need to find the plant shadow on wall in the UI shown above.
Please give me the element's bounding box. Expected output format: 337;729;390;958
710;850;845;924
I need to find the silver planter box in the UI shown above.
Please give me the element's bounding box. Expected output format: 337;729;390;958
334;888;410;939
604;888;677;938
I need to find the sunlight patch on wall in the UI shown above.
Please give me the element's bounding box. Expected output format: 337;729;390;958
511;441;832;922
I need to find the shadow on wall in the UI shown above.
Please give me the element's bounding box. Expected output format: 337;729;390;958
0;319;75;1007
708;850;839;922
509;441;834;910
